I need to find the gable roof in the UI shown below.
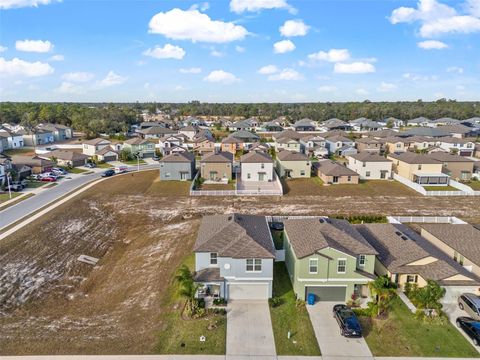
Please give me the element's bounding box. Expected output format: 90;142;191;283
43;150;89;161
230;130;260;140
161;152;195;163
194;214;275;259
277;150;308;161
427;152;475;163
83;138;110;146
283;218;377;259
313;160;358;176
240;151;273;163
348;153;391;162
274;129;303;141
388;152;442;165
401;127;450;137
420;224;480;266
201;151;233;163
124;137;154;145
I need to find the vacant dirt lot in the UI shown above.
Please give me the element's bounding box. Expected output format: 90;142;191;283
1;170;479;355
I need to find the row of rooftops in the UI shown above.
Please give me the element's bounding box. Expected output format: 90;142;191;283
194;214;480;286
160;149;309;163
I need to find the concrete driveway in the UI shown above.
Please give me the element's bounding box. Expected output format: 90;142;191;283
307;301;373;359
443;301;480;353
226;300;276;357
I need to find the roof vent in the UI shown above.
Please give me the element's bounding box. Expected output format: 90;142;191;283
395;231;402;236
319;218;325;223
401;235;409;241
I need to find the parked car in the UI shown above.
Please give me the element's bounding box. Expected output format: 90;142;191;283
152;155;160;161
5;182;24;192
85;162;96;168
40;176;57;182
101;169;115;177
114;165;128;174
52;167;68;176
459;294;480;321
456;317;480;346
269;222;284;231
333;304;362;337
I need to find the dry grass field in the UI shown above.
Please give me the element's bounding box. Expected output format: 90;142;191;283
1;170;479;355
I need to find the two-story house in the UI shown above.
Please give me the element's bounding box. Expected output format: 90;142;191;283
275;150;311;178
200;151;234;182
123;138;156;158
387;152;449;185
240;151;274;182
193;214;275;300
82;138;118;162
283;218;378;302
435;137;476;157
159;152;196;181
347;153;392;180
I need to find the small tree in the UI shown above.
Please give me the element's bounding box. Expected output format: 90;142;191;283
175;264;200;317
368;275;397;316
411;280;445;311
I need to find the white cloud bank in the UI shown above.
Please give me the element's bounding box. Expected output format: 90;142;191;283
273;39;295;53
0;0;60;9
279;19;309;37
308;48;350;62
55;81;85;94
179;67;202;74
62;72;94;82
15;39;53;53
334;62;376;74
204;70;240;84
268;68;302;81
0;57;54;77
378;82;397;92
417;40;448;49
143;44;186;59
96;71;127;87
149;8;248;43
230;0;295;14
258;64;278;74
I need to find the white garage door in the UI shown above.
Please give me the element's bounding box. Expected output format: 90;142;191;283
229;283;269;300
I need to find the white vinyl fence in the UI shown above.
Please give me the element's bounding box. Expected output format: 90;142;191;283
387;216;467;224
393;173;477;196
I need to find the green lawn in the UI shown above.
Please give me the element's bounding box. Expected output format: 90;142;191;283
122;159;147;165
0;192;22;203
95;162;113;168
154;254;226;355
59;166;88;174
26;180;47;188
359;296;480;357
423;185;459;191
269;262;321;356
467;181;480;190
271;230;284;250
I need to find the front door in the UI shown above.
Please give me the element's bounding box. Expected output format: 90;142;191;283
180;172;188;180
380;170;387;179
258;173;265;181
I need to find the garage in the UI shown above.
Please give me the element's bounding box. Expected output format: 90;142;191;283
228;283;270;300
442;285;480;304
306;286;346;302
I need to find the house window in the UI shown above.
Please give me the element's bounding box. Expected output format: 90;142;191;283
300;170;306;176
358;255;366;267
337;259;346;274
210;252;218;265
261;163;265;169
366;171;371;177
246;259;262;272
406;275;418;283
247;173;251;179
362;162;366;167
333;176;339;183
418;165;422;170
165;172;170;178
347;176;351;182
309;259;318;274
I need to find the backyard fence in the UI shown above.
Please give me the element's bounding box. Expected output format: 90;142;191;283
393;173;477;196
387;216;467;224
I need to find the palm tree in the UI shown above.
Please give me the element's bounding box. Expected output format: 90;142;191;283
368;276;397;316
175;265;199;316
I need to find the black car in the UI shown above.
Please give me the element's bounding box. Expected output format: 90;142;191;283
269;222;284;231
101;169;115;177
333;304;362;337
457;317;480;346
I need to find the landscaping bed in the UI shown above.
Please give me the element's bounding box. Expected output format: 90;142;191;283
269;262;321;356
358;296;479;357
423;185;459;191
271;230;284;250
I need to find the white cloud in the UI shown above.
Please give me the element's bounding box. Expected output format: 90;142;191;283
279;19;310;37
273;39;295;54
0;45;7;52
235;45;245;53
204;70;240;84
356;88;369;96
0;0;60;9
403;72;437;81
49;54;64;61
96;71;127;87
55;81;84;94
307;49;350;62
334;62;376;74
179;67;202;74
0;57;54;77
258;64;279;74
210;49;225;57
143;44;186;60
268;68;302;81
389;0;480;37
466;0;480;17
62;72;94;82
378;81;397;92
15;39;53;53
148;8;248;43
446;66;464;73
189;2;209;11
318;85;337;92
417;40;448;49
229;0;295;14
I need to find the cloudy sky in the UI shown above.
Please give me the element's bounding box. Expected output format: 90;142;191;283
0;0;479;102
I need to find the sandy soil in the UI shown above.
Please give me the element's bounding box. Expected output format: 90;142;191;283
1;170;479;355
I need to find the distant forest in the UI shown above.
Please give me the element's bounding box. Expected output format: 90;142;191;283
1;100;479;137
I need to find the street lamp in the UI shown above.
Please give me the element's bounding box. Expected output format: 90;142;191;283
134;151;140;172
6;171;12;199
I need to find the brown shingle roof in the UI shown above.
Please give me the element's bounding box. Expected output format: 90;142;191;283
277;150;308;161
43;150;89;162
194;214;275;259
420;224;480;266
240;151;273;163
348;153;391;162
193;268;224;282
124;137;154;145
201;151;233;163
161;152;195;163
388;152;442;164
427;153;475;163
83;138;110;146
313;160;358;177
283;218;377;259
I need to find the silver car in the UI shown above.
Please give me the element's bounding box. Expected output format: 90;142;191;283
459;293;480;321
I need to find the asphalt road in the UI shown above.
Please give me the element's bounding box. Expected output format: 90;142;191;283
0;164;158;231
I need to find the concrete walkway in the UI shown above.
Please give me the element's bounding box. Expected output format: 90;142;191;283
396;289;417;313
306;302;373;360
227;300;276;357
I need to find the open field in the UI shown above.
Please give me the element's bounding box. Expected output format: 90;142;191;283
359;297;480;357
1;170;480;355
3;148;35;156
282;177;418;197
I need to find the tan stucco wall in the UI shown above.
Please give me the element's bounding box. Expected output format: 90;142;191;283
317;172;359;184
200;162;232;180
387;157;443;180
443;161;474;180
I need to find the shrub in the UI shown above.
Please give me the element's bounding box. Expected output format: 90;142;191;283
295;299;306;308
269;297;282;307
198;298;206;309
213;298;227;306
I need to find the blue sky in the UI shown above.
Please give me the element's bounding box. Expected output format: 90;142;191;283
0;0;479;102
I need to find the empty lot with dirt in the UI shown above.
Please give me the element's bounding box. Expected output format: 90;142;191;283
1;170;479;355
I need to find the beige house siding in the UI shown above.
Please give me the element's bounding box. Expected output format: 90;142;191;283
275;159;311;178
387;156;443;181
386;142;406;153
442;161;474;180
407;256;438;266
317;172;359;185
200;162;232;181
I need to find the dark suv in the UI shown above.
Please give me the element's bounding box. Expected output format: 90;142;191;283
101;169;115;177
333;304;362;337
456;317;480;346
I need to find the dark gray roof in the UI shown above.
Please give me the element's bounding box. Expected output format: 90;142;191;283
193;268;224;282
283;218;378;259
427;152;475;163
274;129;303;141
356;223;479;285
400;127;450;137
277;150;308;161
313;160;358;176
161;152;195;163
43;150;89;161
240;151;273;163
388;152;442;165
349;153;391;162
194;214;275;259
201;151;233;163
83;138;110;146
420;224;480;266
230;130;260;140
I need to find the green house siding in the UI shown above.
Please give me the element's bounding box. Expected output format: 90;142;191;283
283;232;375;301
124;143;155;158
